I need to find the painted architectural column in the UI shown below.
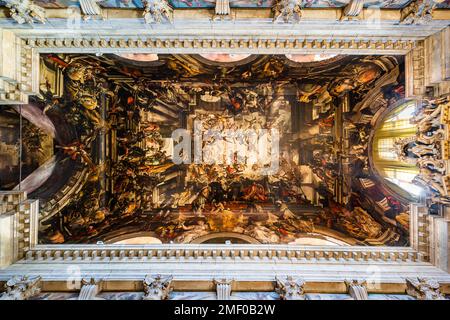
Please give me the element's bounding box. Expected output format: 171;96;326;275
0;30;39;104
406;26;450;98
423;26;450;96
0;191;38;269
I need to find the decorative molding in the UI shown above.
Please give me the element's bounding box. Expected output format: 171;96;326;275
78;278;102;300
22;37;415;54
212;0;232;21
0;275;41;300
214;278;233;300
143;275;173;300
345;279;369;300
275;276;306;300
22;245;421;263
272;0;303;24
143;0;173;24
3;0;46;25
405;277;445;300
341;0;365;21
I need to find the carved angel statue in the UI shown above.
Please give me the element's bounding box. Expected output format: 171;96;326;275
272;0;303;23
143;0;173;24
0;276;41;300
143;275;173;300
275;276;307;300
405;278;445;300
4;0;46;24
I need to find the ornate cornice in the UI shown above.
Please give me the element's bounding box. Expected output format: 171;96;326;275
22;37;416;55
23;245;421;263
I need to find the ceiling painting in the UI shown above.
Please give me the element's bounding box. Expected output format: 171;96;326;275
0;52;413;246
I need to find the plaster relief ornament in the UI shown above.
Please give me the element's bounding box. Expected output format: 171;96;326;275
212;0;232;21
405;278;445;300
275;276;307;300
0;276;41;300
273;0;303;23
345;279;369;300
143;0;173;24
4;0;46;25
143;275;173;300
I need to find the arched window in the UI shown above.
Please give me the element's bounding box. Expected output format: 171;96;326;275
372;101;422;197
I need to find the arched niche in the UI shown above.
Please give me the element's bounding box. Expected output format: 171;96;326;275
369;99;421;201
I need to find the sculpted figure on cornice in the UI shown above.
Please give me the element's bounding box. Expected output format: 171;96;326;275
3;0;46;24
143;275;173;300
399;0;442;24
143;0;173;24
0;276;41;300
275;276;307;300
395;97;450;202
272;0;303;23
405;278;445;300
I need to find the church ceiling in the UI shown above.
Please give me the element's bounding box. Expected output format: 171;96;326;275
0;52;413;247
1;0;449;9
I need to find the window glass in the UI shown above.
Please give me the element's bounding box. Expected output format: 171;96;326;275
372;102;421;197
